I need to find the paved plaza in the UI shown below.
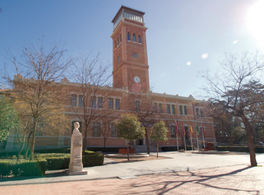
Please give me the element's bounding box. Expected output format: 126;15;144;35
0;152;264;194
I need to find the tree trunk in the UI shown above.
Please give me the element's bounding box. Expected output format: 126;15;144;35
25;131;32;159
30;119;37;160
157;143;159;158
104;138;106;148
127;142;130;161
17;132;26;161
145;128;150;154
241;114;257;166
83;125;88;154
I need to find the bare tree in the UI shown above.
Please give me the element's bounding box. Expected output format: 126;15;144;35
70;53;112;152
100;112;118;148
128;91;160;154
203;52;264;166
2;42;72;159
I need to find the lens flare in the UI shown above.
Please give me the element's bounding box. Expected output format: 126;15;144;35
186;61;191;66
232;40;239;44
247;1;264;48
201;53;208;59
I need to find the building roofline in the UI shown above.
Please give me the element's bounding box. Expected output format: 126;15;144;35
112;5;145;23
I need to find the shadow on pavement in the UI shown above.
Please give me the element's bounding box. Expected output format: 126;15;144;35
126;166;259;194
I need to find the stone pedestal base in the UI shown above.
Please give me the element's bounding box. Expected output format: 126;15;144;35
65;169;88;175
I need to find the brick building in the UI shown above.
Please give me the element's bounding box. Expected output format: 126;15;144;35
3;6;215;152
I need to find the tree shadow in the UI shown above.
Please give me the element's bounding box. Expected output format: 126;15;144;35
127;166;259;194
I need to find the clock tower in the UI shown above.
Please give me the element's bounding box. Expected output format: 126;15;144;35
111;6;149;92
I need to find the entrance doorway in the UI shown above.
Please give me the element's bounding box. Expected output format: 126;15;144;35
136;139;144;145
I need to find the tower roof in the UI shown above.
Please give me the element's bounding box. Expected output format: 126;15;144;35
112;6;145;23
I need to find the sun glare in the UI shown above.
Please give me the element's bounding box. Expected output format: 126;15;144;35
247;0;264;48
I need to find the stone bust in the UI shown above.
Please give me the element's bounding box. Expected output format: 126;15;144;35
73;122;80;134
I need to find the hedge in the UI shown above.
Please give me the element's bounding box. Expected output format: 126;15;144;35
0;158;47;177
34;151;104;170
0;151;104;177
161;146;193;151
83;152;104;167
216;146;264;153
87;147;120;153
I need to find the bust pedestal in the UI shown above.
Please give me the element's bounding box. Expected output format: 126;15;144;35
66;122;87;175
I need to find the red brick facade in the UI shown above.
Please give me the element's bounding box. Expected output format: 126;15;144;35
4;6;215;151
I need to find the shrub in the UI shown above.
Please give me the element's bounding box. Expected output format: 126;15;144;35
35;151;103;170
0;158;47;177
87;147;119;153
82;152;104;167
45;156;70;170
216;146;264;153
161;146;193;151
0;160;12;177
35;147;70;154
35;153;70;170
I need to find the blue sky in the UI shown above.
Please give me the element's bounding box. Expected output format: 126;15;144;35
1;0;263;98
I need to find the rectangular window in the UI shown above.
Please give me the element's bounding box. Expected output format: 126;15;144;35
115;99;120;110
196;107;203;117
158;103;162;113
171;105;175;114
98;97;103;108
196;108;199;116
91;96;96;108
71;95;77;107
135;100;140;111
153;103;158;111
184;106;187;115
199;126;205;138
166;104;171;114
111;123;117;137
79;95;83;107
179;105;183;115
170;126;176;138
108;98;113;109
92;123;100;137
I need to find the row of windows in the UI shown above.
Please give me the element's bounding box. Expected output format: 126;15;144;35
124;11;143;23
114;33;142;49
127;33;141;43
153;103;187;115
71;95;120;110
72;95;201;116
72;121;117;137
73;121;205;138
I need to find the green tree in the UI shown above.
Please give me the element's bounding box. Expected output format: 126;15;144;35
203;52;264;166
0;95;19;142
150;120;168;158
114;114;145;161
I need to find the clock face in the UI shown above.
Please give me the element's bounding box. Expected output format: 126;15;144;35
134;76;140;83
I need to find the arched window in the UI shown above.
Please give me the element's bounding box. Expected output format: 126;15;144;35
138;35;141;43
127;33;130;41
115;41;117;48
120;34;122;42
133;34;136;42
118;37;120;45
